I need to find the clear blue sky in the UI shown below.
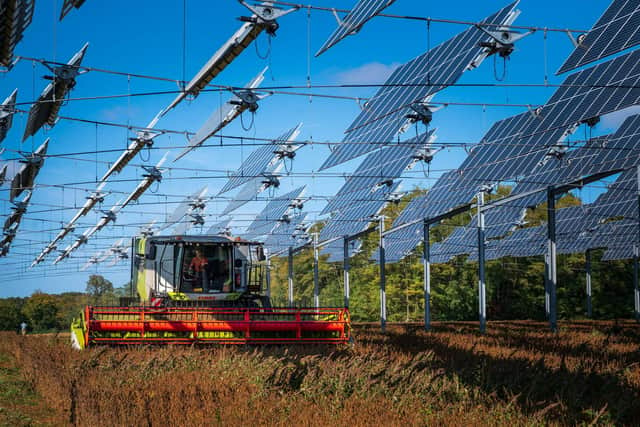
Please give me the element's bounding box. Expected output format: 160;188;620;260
0;0;619;297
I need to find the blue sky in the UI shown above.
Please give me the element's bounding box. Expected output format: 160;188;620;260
0;0;621;296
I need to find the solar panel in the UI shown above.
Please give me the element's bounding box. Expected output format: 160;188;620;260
590;168;637;222
322;130;434;215
243;186;306;239
321;239;362;262
393;170;477;227
319;181;400;242
22;43;89;141
0;0;34;67
0;89;17;143
558;0;640;74
373;221;423;264
164;186;208;228
3;190;31;232
202;219;229;235
10;138;48;201
263;213;309;254
161;2;297;115
320;2;519;170
0;163;8;185
219;123;302;195
59;0;86;20
525;49;640;139
101;129;159;182
221;167;282;216
315;0;396;57
175;67;269;161
120;153;168;208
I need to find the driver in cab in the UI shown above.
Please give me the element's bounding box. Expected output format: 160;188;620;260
189;249;209;291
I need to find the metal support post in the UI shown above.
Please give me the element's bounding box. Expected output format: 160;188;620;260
313;233;320;309
636;165;640;322
544;252;550;319
423;220;431;331
287;247;294;307
547;188;558;332
265;256;271;298
477;192;487;333
585;249;592;318
343;238;350;309
379;217;387;332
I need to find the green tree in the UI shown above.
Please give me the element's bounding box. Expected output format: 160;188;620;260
86;275;114;303
22;292;60;332
0;297;26;331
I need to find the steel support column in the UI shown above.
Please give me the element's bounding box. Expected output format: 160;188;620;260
423;220;431;331
547;188;558;332
544;252;550;319
265;256;272;298
343;238;350;309
313;233;320;309
477;191;487;333
585;249;592;318
287;247;294;307
379;217;387;332
636;165;640;322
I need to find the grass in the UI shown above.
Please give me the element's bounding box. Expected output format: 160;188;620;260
0;343;55;426
0;320;638;426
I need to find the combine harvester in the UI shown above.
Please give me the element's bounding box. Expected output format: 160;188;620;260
71;234;350;349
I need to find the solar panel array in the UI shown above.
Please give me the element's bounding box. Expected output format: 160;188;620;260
263;213;309;255
319;2;519;170
322;130;433;215
243;186;305;239
316;0;396;57
219;124;302;195
525;49;640;139
558;0;640;74
320;181;400;242
0;0;34;66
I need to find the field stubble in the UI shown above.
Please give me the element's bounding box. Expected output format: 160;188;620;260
0;320;638;426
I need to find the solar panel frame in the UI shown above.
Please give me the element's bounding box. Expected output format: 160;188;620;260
558;0;640;74
315;0;396;57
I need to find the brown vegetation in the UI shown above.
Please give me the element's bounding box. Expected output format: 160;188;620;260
1;320;638;426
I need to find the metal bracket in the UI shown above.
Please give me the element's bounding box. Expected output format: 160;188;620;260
405;102;444;125
260;173;280;189
274;143;297;160
565;30;588;49
476;25;535;58
238;1;299;35
230;89;261;112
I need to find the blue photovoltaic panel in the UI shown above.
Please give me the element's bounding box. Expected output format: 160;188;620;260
218;125;301;195
243;186;305;239
373;221;423;264
492;226;546;259
558;0;640;74
316;0;396;57
590;168;638;222
320;182;399;242
206;219;231;235
525;49;640;139
321;239;362;262
393;170;477;227
320;2;519;170
431;225;476;260
263;213;309;254
322;130;433;215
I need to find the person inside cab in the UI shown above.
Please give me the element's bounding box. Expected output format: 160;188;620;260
189;248;209;292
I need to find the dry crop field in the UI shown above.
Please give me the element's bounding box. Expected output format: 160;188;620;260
1;321;638;426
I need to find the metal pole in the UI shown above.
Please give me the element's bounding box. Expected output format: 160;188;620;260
265;256;272;299
544;252;550;319
379;217;387;332
423;220;431;331
585;249;592;318
636;165;640;322
313;233;320;309
547;188;558;332
343;238;350;309
477;191;487;333
287;247;294;307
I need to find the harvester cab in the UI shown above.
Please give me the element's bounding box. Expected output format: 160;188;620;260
71;233;350;349
133;235;269;308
